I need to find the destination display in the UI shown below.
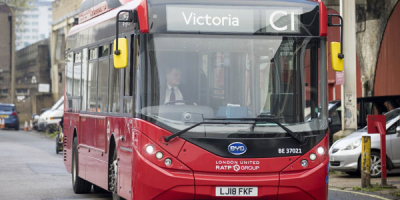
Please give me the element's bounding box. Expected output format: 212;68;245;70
166;5;303;34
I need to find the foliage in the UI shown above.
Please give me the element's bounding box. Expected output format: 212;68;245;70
390;190;400;198
353;183;396;192
45;130;58;138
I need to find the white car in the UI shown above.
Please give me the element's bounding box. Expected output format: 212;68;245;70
37;97;64;132
329;108;400;177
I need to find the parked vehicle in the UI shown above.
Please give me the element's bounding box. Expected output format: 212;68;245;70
37;97;64;132
0;103;19;130
56;116;63;154
329;108;400;177
320;95;400;146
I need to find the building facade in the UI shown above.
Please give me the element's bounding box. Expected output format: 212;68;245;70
50;0;81;101
15;0;52;50
15;39;53;122
0;5;13;103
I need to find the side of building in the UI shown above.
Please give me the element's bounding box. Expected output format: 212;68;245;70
50;0;81;102
0;5;13;103
15;39;54;123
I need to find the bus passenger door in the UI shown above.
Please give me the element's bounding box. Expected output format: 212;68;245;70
116;34;135;199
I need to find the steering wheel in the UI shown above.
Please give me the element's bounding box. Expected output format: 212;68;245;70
164;100;188;105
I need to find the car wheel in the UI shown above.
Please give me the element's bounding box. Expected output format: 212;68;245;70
14;123;19;131
72;137;92;193
370;151;382;178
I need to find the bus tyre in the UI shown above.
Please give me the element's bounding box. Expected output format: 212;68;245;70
93;184;108;193
109;146;125;200
72;137;92;194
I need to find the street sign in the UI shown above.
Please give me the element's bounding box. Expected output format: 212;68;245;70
367;115;385;134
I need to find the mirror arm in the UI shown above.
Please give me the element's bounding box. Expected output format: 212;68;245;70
114;10;133;56
328;14;344;59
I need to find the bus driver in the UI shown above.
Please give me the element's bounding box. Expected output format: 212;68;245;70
163;67;184;104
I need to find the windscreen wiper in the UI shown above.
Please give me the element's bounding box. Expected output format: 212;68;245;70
163;117;307;144
213;117;306;144
163;119;254;142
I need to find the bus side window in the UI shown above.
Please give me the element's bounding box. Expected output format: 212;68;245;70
98;45;109;112
109;42;121;113
81;48;89;111
87;52;98;112
123;35;136;113
66;52;73;97
72;50;83;112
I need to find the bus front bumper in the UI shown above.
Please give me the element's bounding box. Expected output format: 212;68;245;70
133;155;329;200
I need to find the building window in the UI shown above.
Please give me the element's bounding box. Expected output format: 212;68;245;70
0;89;8;95
16;89;29;95
0;77;3;84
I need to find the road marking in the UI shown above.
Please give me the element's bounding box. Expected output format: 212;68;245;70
329;188;393;200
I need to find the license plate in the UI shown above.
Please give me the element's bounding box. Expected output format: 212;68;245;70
216;187;258;197
0;115;8;119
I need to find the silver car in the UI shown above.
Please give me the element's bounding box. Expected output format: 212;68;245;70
329;108;400;177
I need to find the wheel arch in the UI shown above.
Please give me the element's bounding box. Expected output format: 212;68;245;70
108;134;117;191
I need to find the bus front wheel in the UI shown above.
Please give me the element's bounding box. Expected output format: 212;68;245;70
72;137;92;194
109;145;125;200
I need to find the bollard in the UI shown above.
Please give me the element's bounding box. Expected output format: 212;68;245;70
1;117;4;129
361;136;371;188
24;121;28;131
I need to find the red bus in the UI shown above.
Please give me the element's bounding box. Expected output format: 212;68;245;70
63;0;342;199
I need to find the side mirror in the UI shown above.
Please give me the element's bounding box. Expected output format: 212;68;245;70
328;14;344;72
113;10;133;69
113;38;128;69
396;126;400;136
331;42;344;72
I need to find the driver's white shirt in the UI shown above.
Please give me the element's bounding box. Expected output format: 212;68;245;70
164;84;183;104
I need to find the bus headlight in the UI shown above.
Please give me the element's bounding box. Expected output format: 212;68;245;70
165;158;172;166
145;145;154;154
309;153;317;161
155;151;163;160
317;146;325;155
301;159;309;167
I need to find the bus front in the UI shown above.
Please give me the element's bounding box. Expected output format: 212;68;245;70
134;0;329;199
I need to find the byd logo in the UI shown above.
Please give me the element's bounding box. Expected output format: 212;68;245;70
228;142;247;155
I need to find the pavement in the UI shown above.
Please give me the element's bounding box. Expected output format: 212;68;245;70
329;170;400;199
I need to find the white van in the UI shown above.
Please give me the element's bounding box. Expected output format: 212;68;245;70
37;97;64;132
